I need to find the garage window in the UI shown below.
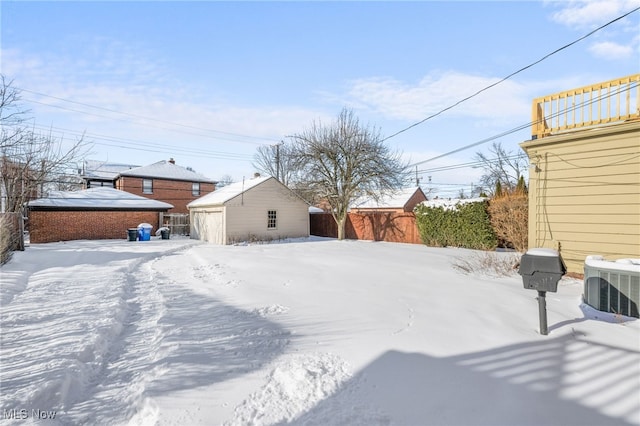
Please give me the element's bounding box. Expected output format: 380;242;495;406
267;210;277;229
143;179;153;194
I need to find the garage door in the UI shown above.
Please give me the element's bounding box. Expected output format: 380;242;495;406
193;210;224;244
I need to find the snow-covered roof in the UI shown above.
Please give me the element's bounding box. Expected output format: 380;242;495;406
27;187;173;210
188;176;273;207
352;187;425;209
119;160;215;183
83;160;141;180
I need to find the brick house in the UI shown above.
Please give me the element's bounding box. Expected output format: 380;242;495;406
27;187;173;243
114;159;216;214
82;160;141;189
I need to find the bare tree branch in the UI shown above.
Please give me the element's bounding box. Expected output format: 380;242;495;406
291;108;408;240
1;74;92;212
473;142;528;195
252;141;301;186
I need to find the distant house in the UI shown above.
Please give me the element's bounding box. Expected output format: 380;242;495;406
82;160;141;189
115;158;216;214
27;187;173;243
520;74;640;274
188;175;309;244
350;187;427;213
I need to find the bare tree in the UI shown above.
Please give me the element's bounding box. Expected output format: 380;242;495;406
0;75;90;212
216;174;234;188
291;108;407;240
252;141;300;186
1;76;28;152
473;142;528;195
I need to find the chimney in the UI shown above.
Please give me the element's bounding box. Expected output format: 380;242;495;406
253;172;261;179
169;158;175;164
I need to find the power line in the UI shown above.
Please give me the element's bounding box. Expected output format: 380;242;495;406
22;123;255;162
407;80;639;168
16;87;278;145
415;155;524;176
382;6;640;143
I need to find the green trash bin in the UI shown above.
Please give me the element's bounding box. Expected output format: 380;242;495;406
127;228;138;241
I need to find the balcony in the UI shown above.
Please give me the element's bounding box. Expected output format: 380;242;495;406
531;73;640;139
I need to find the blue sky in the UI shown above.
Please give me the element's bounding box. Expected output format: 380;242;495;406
2;1;639;197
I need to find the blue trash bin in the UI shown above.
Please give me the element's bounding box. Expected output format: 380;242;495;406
137;223;153;241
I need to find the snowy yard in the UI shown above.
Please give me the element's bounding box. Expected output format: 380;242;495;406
1;237;638;426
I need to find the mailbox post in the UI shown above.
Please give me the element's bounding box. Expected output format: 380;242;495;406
517;248;566;335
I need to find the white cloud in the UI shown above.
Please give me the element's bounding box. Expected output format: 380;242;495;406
340;71;532;123
1;44;326;148
546;0;640;61
548;0;639;29
588;40;635;59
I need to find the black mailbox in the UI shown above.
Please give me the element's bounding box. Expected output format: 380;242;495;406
518;248;566;293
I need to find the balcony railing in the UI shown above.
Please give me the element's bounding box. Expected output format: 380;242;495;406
531;73;640;139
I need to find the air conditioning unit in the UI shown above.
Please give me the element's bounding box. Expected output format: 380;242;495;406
584;255;640;318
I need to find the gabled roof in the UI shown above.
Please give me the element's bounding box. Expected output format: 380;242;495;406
28;187;173;210
119;160;216;183
188;176;272;208
83;160;140;180
352;187;426;209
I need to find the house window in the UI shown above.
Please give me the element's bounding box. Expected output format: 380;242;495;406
192;182;200;196
267;210;277;229
143;179;153;194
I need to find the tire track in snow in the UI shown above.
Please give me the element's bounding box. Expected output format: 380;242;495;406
145;248;295;424
0;263;132;416
63;244;197;425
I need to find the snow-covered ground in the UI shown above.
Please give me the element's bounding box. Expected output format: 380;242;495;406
1;237;638;426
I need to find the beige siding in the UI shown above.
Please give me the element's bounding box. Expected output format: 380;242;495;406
188;177;309;245
224;179;309;243
521;121;640;274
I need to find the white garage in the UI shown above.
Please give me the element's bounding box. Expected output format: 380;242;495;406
187;176;310;244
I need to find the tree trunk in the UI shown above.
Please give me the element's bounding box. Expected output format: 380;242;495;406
337;217;346;240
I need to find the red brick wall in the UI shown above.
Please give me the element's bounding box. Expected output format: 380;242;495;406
117;177;215;214
29;210;162;243
310;212;421;244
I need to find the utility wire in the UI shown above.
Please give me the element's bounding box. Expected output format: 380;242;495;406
382;5;640;143
22;122;255;162
407;80;639;168
17;87;278;143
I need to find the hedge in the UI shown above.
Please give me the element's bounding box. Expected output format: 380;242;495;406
414;200;497;250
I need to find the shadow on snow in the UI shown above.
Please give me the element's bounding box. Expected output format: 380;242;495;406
293;333;639;426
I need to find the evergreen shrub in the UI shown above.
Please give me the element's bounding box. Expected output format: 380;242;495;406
415;200;497;250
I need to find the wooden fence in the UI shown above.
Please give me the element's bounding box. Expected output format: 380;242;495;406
310;212;422;244
160;213;190;236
